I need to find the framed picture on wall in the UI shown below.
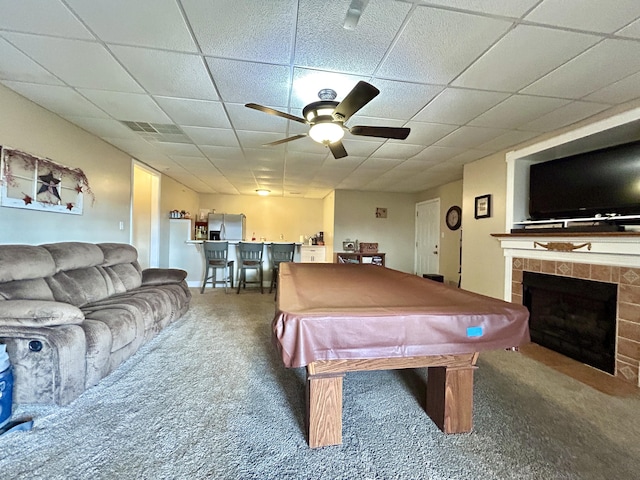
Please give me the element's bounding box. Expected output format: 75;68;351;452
474;194;491;219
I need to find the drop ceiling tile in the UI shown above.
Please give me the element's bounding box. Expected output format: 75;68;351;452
154;96;230;128
525;0;640;34
294;0;410;75
236;131;288;150
3;82;110;118
409;146;466;163
403;121;458;145
518;101;611;132
2;33;143;92
182;0;296;63
62;116;140;139
79;90;172;123
475;130;540;152
377;7;512;84
424;0;540;17
435;125;509;148
582;71;640;104
413;88;509;125
284;151;327;167
65;0;197;51
284;138;328;155
0;0;93;39
355;79;443;120
340;139;383;157
0;38;64;85
207;58;291;106
200;146;245;161
522;39;640;99
182;126;239;147
109;46;218;100
291;68;369;108
469;95;570;129
154;143;202;156
452;25;600;92
617;18;640;38
371;143;425;159
226;103;288;134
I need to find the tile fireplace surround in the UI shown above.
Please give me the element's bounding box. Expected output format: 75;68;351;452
495;232;640;387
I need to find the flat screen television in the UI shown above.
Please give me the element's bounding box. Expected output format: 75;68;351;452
529;140;640;221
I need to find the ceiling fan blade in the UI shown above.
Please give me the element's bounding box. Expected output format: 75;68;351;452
328;141;348;159
263;134;307;146
245;103;307;124
350;125;410;140
332;81;379;122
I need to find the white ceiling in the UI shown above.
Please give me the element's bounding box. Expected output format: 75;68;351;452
1;0;640;199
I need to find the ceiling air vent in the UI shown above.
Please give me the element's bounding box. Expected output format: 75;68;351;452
121;121;191;143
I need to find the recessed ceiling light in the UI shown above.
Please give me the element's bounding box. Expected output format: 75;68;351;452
256;189;270;196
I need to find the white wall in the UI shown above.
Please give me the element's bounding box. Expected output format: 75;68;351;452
416;180;463;285
197;193;323;243
460;153;507;298
0;84;131;245
333;190;416;272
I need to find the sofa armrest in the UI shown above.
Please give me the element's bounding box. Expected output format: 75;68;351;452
0;300;85;327
141;268;187;286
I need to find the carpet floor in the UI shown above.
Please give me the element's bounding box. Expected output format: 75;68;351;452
1;288;639;479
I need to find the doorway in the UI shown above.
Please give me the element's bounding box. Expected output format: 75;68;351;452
132;162;160;269
415;199;440;277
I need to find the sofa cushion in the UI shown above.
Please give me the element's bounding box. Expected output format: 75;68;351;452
0;245;55;282
104;264;142;292
141;268;187;286
99;243;138;266
42;242;104;272
0;278;55;301
82;303;144;352
46;267;113;307
0;300;84;327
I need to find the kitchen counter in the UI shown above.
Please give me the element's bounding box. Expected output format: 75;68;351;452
169;221;305;287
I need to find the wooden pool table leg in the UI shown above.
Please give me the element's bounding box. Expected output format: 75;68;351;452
306;371;345;448
425;365;476;433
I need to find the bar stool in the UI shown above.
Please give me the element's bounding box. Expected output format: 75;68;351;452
200;241;234;294
236;242;264;294
269;243;295;298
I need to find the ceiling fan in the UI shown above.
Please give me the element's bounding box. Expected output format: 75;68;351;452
245;81;410;159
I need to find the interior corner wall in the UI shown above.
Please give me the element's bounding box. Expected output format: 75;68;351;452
322;191;336;260
0;84;131;245
333;190;416;272
461;152;508;298
415;179;463;285
158;175;199;267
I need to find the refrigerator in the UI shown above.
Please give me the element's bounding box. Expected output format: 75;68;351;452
208;213;246;241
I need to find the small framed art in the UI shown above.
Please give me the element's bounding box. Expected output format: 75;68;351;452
474;194;491;219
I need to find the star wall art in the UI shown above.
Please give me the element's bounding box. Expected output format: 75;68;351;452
0;146;94;215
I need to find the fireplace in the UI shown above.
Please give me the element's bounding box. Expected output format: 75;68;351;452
523;271;617;374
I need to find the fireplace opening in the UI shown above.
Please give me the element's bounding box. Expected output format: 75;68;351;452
523;271;617;374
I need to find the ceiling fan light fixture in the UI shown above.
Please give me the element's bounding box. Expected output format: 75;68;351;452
309;122;345;144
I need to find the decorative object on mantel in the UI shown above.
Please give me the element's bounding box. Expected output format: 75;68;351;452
0;146;94;215
474;194;491;219
534;241;592;252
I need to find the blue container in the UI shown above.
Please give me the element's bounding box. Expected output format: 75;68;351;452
0;344;13;428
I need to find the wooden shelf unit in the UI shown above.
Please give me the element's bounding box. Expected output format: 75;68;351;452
334;252;385;266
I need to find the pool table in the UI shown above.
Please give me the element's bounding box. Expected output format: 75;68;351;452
272;263;530;448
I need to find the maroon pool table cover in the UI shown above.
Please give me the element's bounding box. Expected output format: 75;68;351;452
273;263;530;368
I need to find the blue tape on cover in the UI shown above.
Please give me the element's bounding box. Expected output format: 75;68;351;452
467;326;483;337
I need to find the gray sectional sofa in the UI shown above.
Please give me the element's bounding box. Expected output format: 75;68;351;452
0;242;191;405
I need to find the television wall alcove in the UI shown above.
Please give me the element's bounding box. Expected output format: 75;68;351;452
497;108;640;387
